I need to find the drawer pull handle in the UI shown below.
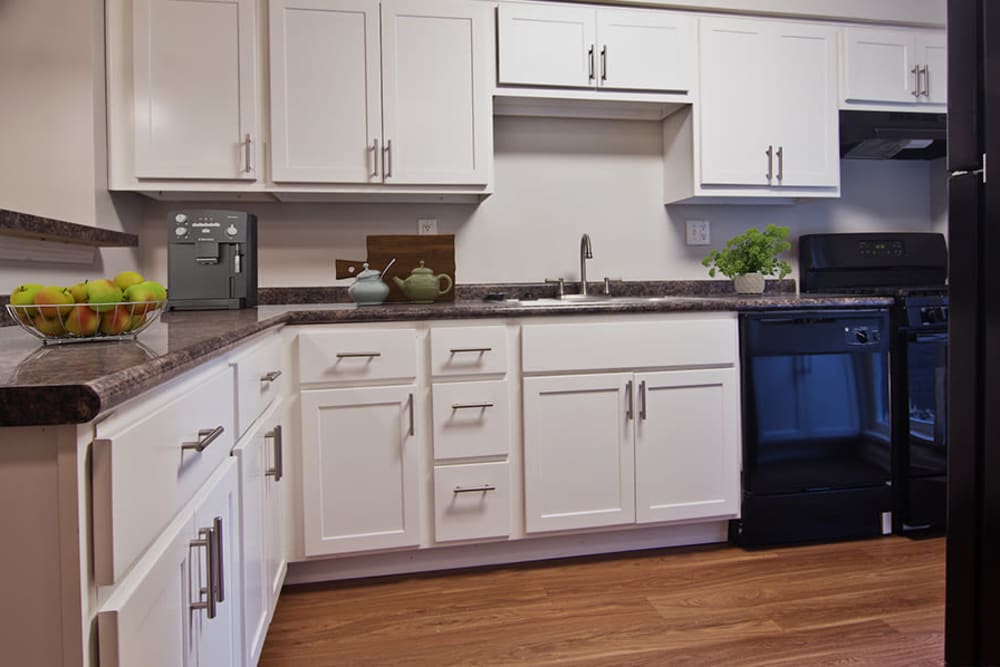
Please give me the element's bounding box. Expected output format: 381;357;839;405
449;347;492;354
336;352;382;359
452;402;494;410
260;370;282;383
454;485;496;494
182;426;225;452
190;524;217;619
265;425;284;482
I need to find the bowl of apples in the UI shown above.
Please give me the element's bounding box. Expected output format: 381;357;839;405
6;272;167;344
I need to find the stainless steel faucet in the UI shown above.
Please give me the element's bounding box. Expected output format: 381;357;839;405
579;233;593;296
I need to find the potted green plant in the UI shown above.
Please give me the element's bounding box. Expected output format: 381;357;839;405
701;224;792;294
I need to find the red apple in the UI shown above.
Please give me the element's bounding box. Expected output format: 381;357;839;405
32;314;65;336
64;306;99;336
99;307;133;335
33;285;73;319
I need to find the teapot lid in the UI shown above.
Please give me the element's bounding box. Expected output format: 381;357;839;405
356;262;382;280
409;260;432;275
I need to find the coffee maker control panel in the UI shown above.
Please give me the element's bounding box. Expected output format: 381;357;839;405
170;211;251;243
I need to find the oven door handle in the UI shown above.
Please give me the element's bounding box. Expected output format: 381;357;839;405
909;332;949;344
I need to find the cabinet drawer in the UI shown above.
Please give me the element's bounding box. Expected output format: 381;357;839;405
430;325;508;377
234;334;286;438
298;328;417;384
434;462;511;542
93;363;236;586
522;317;737;373
432;380;510;460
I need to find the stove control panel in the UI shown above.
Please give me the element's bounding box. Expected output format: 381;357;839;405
847;326;881;345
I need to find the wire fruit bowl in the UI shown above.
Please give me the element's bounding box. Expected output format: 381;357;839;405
5;301;166;344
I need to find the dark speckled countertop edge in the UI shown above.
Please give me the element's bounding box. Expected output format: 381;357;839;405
1;292;894;427
0;208;139;247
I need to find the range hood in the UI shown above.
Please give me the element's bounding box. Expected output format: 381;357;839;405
840;110;947;160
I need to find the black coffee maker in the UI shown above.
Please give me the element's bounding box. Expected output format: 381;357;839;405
165;210;258;310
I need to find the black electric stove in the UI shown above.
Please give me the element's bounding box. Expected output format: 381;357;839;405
800;233;949;536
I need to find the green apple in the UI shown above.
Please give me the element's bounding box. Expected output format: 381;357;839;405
67;281;88;303
124;281;166;314
33;285;73;319
32;313;65;336
10;283;43;318
85;279;123;313
99;307;133;335
113;271;144;291
64;305;99;336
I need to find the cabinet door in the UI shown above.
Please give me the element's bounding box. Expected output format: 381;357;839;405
596;8;694;92
771;23;839;187
264;398;291;608
842;28;917;104
132;0;257;179
497;2;595;88
97;515;196;667
300;385;420;555
269;0;382;183
698;17;771;186
233;421;268;665
523;373;635;533
192;460;242;667
635;369;739;524
380;0;493;185
916;32;947;105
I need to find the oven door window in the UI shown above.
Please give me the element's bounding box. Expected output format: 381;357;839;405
746;350;891;494
906;332;948;476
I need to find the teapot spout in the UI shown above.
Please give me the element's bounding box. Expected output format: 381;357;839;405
392;275;406;289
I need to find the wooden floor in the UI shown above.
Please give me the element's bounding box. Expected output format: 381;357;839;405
259;536;945;666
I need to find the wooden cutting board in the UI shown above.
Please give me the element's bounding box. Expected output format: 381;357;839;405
366;235;456;303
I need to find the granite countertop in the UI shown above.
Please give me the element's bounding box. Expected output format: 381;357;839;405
0;292;893;427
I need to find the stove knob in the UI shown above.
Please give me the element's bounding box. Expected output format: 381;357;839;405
923;307;942;324
855;329;870;344
174;226;188;237
174;213;188;224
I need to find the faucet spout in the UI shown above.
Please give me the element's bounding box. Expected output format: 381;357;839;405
580;233;593;296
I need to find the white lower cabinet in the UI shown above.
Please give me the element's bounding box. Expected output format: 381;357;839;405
300;385;421;555
98;459;242;667
233;397;290;666
524;368;739;533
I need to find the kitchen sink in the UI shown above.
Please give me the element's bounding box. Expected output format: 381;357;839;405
504;295;678;306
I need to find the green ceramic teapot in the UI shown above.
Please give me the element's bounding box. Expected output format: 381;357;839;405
393;261;453;303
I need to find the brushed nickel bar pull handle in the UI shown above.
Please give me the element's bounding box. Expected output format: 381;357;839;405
260;370;282;383
212;516;224;603
776;145;784;181
182;426;225;452
765;145;773;181
920;65;930;97
600;45;607;82
370;138;379;177
408;393;415;437
639;380;647;421
454;485;496;494
451;402;495;410
190;526;217;619
588;45;595;81
911;65;920;97
243;133;253;173
625;380;634;421
450;347;492;354
336;352;382;359
383;139;393;178
265;425;284;482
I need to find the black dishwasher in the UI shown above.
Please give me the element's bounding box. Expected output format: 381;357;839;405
731;309;892;547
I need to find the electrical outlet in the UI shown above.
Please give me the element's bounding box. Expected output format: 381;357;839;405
417;218;438;235
686;220;711;246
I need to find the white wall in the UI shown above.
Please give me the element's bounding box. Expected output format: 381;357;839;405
135;116;943;290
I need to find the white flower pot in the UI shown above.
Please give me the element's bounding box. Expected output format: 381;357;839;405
733;272;766;294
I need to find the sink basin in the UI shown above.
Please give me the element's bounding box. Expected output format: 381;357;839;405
504;296;675;306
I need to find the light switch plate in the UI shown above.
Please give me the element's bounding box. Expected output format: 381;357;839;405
686;220;711;246
417;219;438;235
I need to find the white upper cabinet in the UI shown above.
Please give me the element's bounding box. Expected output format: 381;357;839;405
270;0;493;186
498;2;695;93
130;0;258;180
665;16;839;203
841;27;947;108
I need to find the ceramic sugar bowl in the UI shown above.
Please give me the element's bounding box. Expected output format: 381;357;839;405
348;263;390;306
392;261;453;303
